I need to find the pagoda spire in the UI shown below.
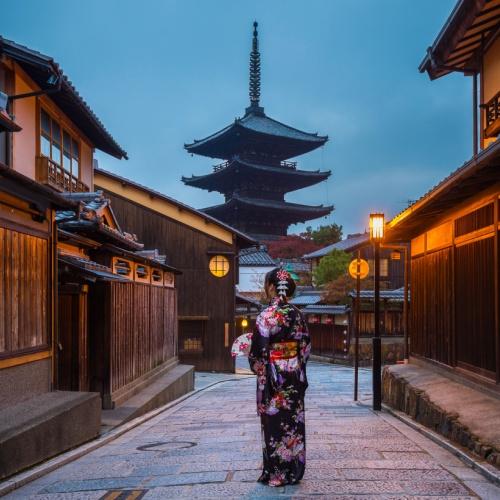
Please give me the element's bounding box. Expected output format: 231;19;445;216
248;21;264;115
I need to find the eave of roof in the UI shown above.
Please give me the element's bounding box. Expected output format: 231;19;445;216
94;168;257;247
387;139;500;240
419;0;500;80
182;159;331;192
102;243;182;275
203;195;333;218
184;109;328;160
303;233;370;259
0;37;127;159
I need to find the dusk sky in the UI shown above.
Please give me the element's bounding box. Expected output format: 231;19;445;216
3;0;469;237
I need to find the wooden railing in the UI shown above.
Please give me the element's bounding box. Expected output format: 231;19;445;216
212;159;297;172
36;156;89;193
483;91;500;138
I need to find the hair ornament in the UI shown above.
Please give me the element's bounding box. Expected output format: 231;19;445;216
276;268;289;297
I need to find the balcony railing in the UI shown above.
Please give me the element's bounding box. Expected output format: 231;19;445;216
483;91;500;139
36;156;89;193
212;158;297;172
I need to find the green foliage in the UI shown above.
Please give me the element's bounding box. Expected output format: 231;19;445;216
303;224;343;246
313;249;350;286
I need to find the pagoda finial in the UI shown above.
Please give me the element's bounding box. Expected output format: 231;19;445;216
249;21;261;110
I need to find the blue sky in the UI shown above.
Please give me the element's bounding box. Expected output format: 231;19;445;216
3;0;470;236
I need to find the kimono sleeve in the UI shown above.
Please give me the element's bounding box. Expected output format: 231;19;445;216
248;314;269;375
298;312;311;365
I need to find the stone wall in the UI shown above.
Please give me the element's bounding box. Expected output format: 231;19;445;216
382;365;500;469
348;337;405;366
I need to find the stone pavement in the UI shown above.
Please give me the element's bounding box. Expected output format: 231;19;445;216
5;363;500;499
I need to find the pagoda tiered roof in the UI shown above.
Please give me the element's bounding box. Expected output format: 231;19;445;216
184;107;328;160
182;158;331;193
203;194;333;223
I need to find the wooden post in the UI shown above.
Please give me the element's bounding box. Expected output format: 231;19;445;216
354;250;361;401
473;72;478;156
403;245;409;362
373;241;382;411
494;195;499;383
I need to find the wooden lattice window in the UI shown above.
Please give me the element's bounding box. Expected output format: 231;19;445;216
40;108;80;178
209;255;230;278
135;263;150;283
112;257;132;279
151;268;163;286
455;203;494;237
164;272;174;288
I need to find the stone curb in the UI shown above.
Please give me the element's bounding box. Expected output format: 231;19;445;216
381;403;500;487
0;376;248;497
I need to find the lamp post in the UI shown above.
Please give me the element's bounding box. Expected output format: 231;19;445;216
369;213;384;411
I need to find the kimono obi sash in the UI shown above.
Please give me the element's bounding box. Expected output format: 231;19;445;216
269;341;299;361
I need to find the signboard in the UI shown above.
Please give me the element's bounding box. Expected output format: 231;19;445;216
349;258;369;280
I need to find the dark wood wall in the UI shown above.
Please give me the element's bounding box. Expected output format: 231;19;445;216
89;281;177;407
0;225;50;357
409;193;499;381
101;191;237;372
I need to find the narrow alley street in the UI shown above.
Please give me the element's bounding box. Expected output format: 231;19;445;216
5;364;500;499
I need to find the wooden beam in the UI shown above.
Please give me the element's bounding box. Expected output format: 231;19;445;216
0;349;51;370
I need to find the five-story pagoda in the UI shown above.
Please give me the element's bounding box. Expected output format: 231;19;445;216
183;22;333;241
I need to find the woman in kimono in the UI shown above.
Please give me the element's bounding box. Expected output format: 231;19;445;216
248;267;311;487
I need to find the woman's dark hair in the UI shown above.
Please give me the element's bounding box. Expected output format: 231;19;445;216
264;267;296;298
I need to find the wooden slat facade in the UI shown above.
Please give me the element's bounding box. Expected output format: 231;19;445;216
409;191;499;382
89;281;177;408
101;191;240;372
0;220;50;358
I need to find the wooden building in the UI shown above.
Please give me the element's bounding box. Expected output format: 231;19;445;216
303;232;406;291
0;36;129;477
95;168;256;372
388;0;500;385
0;37;191;480
56;192;181;408
182;23;332;241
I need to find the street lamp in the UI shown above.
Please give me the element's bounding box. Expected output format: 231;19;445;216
369;213;384;411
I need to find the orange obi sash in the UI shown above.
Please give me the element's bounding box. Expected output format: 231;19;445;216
270;341;299;361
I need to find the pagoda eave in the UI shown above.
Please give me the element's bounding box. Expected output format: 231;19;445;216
185;112;328;161
182;160;331;193
202;196;333;223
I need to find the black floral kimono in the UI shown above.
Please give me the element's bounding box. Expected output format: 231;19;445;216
249;295;311;487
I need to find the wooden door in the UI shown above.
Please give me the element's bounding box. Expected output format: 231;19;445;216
58;289;88;391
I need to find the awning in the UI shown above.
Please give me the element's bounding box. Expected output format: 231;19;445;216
58;254;127;282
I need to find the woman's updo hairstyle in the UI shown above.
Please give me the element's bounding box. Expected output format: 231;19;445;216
265;267;296;298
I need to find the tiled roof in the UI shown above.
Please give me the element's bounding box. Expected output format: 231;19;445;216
303;233;369;259
239;246;276;266
348;287;409;301
56;191;143;251
186;111;327;151
0;37;127;159
204;195;333;217
302;304;349;315
58;254;126;282
95;168;257;247
388;139;500;239
289;293;323;306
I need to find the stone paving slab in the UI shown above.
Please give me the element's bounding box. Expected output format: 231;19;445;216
4;364;500;498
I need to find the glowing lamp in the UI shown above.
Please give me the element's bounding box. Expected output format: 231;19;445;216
241;318;249;328
369;213;385;241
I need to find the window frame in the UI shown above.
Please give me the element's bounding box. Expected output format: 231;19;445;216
39;106;81;181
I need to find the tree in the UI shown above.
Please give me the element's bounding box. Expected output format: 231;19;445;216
322;274;356;305
264;235;321;259
313;249;350;285
303;224;343;246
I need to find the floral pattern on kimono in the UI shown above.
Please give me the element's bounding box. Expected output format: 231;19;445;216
249;295;311;487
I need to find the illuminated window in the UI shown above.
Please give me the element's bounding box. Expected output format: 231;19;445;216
209;255;230;278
